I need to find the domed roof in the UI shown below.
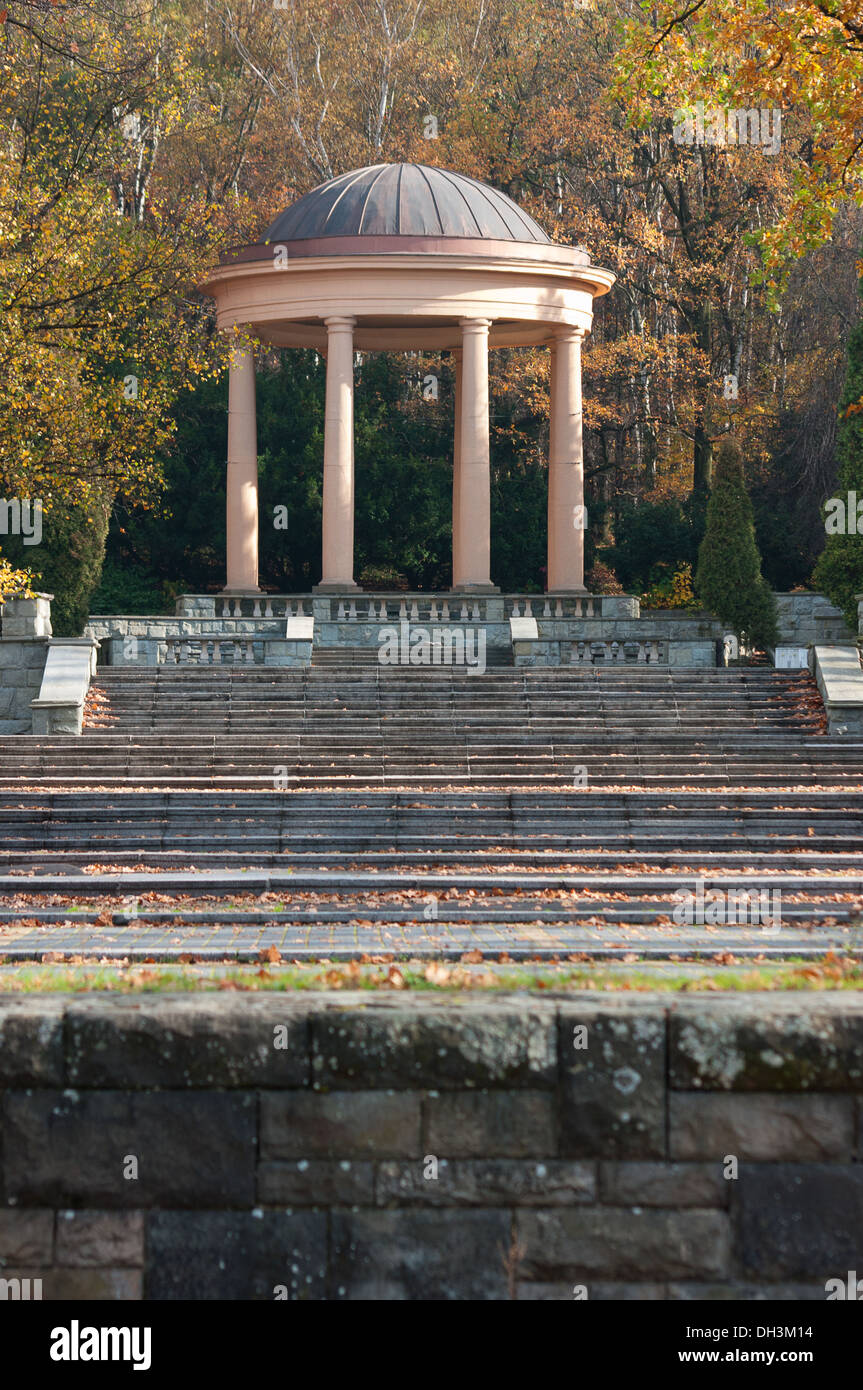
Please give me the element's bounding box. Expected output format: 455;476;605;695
263;163;552;245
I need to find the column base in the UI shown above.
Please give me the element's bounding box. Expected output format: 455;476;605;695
221;586;261;595
450;583;500;594
313;581;360;593
546;587;590;596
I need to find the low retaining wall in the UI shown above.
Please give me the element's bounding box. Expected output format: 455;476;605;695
1;594;53;733
812;645;863;734
0;637;50;733
1;599;97;735
2;993;862;1301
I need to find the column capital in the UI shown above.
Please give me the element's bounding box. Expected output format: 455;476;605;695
551;325;588;344
324;315;357;330
459;317;492;332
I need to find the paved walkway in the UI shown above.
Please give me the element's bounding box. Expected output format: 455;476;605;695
1;917;859;960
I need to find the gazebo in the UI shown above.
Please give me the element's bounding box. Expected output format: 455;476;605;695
202;163;614;595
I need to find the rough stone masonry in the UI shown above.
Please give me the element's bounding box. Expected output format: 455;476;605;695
1;991;862;1300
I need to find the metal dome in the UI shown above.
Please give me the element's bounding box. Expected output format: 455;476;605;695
263;163;552;245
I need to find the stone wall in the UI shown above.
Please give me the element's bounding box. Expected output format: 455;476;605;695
1;993;861;1301
775;593;854;646
0;638;50;733
0;595;54;734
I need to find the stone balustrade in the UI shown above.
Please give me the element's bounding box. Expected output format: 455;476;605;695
87;591;855;671
311;593;639;623
164;635;259;666
175;596;311;620
513;636;674;667
162;633;312;668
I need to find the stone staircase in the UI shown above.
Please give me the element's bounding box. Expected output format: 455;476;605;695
0;664;861;959
311;644;514;667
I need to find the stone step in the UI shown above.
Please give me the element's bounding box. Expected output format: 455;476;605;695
3;845;856;867
2;868;861;893
0;901;850;927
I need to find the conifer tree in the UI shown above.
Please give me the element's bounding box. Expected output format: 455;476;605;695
695;438;778;649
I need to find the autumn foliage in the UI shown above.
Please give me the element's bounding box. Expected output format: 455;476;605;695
0;0;861;610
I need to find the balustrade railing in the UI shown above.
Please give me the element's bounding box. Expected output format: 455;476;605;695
330;597;489;624
163;636;262;665
506;596;599;620
565;639;667;665
216;597;310;620
322;594;607;623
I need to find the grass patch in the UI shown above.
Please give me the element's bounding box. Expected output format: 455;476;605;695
0;954;860;994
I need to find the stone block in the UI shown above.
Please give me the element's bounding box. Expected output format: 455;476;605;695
669;1093;854;1161
775;645;810;669
376;1158;595;1206
0;1210;54;1266
311;999;556;1089
1;595;52;638
2;1091;256;1207
669;997;863;1090
147;1211;327;1300
737;1165;863;1279
257;1160;375;1206
558;1004;666;1157
286;616;314;641
517;1209;731;1281
424;1090;555;1158
31;702;82;736
599;1162;727;1208
261;1090;421;1159
66;996;310;1089
175;596;216;617
0;1000;64;1086
330;1210;510;1299
55;1211;145;1267
0;665;34;687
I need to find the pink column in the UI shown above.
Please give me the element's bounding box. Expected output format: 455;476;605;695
318;315;358;591
225;345;259;592
453;317;496;591
451;346;463;586
547;326;587;593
